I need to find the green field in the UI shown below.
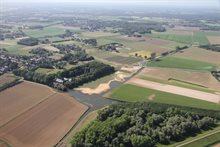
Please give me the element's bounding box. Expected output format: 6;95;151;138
80;74;115;88
24;27;66;38
106;84;220;110
182;132;220;147
148;57;216;71
5;45;32;56
152;31;210;45
35;68;61;74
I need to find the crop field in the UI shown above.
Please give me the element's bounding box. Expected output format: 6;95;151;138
174;47;220;65
105;84;220;110
128;78;220;103
105;55;142;64
24;27;66;38
97;35;182;54
148;57;217;71
0;81;88;147
0;82;54;126
152;31;210;45
4;45;32;56
81;31;120;38
138;67;220;91
207;36;220;44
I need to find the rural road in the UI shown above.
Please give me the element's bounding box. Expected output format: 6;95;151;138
128;78;220;103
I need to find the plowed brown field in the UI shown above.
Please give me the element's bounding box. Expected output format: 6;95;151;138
0;81;88;147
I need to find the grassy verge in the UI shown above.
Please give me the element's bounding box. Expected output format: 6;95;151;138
105;84;220;111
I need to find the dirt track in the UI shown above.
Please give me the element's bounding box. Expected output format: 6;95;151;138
0;82;88;147
128;78;220;103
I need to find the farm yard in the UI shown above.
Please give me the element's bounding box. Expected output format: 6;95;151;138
0;81;88;147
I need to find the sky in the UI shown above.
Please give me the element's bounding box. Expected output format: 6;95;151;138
1;0;220;8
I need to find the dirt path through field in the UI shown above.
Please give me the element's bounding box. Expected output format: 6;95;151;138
128;78;220;103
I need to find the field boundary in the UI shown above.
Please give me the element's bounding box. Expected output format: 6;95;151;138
127;78;220;103
0;92;56;128
177;129;220;147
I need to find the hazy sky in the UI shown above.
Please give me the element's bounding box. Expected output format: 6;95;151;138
1;0;220;8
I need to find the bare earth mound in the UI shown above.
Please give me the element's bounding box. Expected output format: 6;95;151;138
0;81;88;147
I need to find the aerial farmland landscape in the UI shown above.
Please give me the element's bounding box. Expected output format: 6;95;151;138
0;0;220;147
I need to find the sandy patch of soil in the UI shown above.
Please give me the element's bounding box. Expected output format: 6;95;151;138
76;71;130;95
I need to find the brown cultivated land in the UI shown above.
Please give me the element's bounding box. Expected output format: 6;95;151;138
139;68;220;91
174;47;220;65
207;36;220;44
0;81;88;147
128;78;220;103
0;81;54;126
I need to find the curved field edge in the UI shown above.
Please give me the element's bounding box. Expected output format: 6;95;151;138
105;84;220;111
0;81;88;147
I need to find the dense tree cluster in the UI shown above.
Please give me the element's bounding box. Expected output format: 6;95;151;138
176;46;189;52
71;102;219;147
58;29;75;38
51;44;82;54
60;61;115;89
64;19;166;35
62;52;94;64
29;47;53;57
14;61;115;91
211;71;220;82
82;39;97;46
199;44;220;52
98;43;123;52
17;38;39;46
29;25;44;30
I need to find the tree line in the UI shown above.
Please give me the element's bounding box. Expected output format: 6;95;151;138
199;44;220;52
14;61;115;91
71;102;220;147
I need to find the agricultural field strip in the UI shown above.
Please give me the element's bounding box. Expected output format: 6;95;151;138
177;129;220;147
0;82;88;147
0;92;56;128
127;78;220;103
